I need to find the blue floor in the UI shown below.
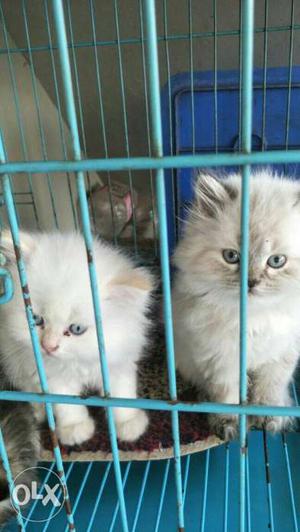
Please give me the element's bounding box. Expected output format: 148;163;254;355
5;429;300;532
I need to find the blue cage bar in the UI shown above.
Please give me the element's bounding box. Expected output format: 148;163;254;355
143;0;184;529
0;0;299;530
0;129;75;531
52;0;129;530
239;1;255;530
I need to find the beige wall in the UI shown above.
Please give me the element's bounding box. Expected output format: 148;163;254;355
1;0;300;196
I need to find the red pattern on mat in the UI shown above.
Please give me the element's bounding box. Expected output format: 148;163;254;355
42;401;211;456
41;327;213;456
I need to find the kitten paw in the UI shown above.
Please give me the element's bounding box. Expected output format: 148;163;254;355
209;414;238;441
116;409;148;442
32;402;46;423
251;415;293;433
57;417;95;446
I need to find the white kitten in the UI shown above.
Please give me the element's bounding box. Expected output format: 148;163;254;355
0;231;154;446
173;172;300;439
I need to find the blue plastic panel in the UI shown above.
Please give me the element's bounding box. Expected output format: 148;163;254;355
6;431;300;531
162;67;300;252
175;86;300;152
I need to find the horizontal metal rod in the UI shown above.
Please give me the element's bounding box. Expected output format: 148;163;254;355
1;150;300;174
0;390;299;417
0;24;298;56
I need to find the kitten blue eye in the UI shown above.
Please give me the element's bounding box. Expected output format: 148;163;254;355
222;249;240;264
33;314;44;327
69;323;87;336
267;254;287;269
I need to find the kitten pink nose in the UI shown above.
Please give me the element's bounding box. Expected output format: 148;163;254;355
41;339;59;355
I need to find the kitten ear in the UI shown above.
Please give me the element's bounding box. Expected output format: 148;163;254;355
108;267;155;304
110;268;155;293
0;229;36;263
194;173;236;218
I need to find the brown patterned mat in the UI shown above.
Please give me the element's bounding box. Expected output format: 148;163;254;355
40;327;221;462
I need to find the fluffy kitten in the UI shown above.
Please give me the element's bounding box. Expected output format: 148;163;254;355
173;172;300;439
0;395;40;527
0;231;154;446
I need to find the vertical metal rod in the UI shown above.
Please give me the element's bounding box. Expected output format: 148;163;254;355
182;454;191;508
263;430;275;532
246;452;251;532
143;1;184;529
285;0;295;151
139;0;158;255
238;1;243;150
25;462;56;521
261;0;269;150
44;0;77;229
51;2;128;531
239;2;254;532
22;0;58;228
154;459;171;532
163;0;178;243
86;462;112;532
113;0;138;253
213;0;218;152
282;432;298;532
131;461;151;532
0;131;75;531
42;462;74;532
109;462;131;532
63;462;93;532
223;444;230;532
66;0;88;157
200;449;210;532
0;1;39;228
89;0;117;244
188;0;195;154
66;0;96;230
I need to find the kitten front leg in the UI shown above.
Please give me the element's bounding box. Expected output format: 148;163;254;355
48;379;95;446
110;367;148;442
249;356;297;432
55;403;95;446
32;401;46;423
208;380;240;441
22;381;93;444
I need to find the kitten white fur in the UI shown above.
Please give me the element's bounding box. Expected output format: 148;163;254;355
0;231;154;445
173;171;300;439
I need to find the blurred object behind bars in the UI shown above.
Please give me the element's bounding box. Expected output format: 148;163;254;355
1;1;300;531
1;0;300;242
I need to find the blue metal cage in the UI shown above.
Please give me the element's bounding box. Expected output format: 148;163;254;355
162;66;300;253
0;1;300;531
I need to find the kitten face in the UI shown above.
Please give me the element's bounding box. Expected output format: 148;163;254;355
25;300;95;360
0;232;153;363
3;235;98;361
174;172;300;308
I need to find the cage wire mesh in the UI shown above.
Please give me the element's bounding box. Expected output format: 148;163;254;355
0;1;299;531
